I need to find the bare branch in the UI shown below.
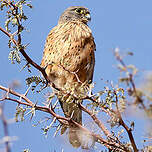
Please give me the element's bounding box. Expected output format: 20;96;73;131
114;48;127;69
0;85;33;105
129;74;146;109
114;48;146;110
0;103;11;152
79;103;111;137
114;90;138;152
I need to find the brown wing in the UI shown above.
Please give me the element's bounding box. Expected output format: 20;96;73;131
41;21;95;90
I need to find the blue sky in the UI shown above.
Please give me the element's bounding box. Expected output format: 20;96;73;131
0;0;152;151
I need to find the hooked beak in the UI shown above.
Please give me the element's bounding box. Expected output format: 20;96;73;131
85;13;91;21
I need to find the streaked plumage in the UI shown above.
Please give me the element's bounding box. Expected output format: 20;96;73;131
41;6;95;148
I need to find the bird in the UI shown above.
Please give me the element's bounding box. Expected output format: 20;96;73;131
41;6;96;148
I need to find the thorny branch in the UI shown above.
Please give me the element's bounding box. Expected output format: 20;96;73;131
0;85;127;151
114;90;138;152
79;103;111;137
114;50;140;151
114;49;146;109
0;26;51;86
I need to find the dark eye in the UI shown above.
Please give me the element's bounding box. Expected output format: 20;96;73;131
75;8;83;14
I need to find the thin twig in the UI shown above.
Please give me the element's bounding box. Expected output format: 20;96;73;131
114;90;138;152
0;103;11;152
114;49;146;110
0;85;33;105
79;103;111;137
114;49;127;69
129;74;146;109
71;119;126;151
58;64;82;83
0;26;50;85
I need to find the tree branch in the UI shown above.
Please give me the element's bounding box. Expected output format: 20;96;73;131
0;84;127;151
114;48;146;110
0;26;51;85
114;90;138;152
0;103;11;152
129;73;146;109
79;103;111;137
0;85;33;105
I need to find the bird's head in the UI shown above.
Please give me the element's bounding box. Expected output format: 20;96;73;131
58;6;91;24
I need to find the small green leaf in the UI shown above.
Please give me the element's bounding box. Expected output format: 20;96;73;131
26;3;33;9
5;19;11;32
11;17;18;26
8;49;21;64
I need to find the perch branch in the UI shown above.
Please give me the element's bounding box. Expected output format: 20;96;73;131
0;84;126;151
0;26;51;85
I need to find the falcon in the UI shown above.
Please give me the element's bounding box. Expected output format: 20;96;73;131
41;6;96;148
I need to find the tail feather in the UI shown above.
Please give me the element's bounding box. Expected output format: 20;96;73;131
69;127;81;148
59;100;82;148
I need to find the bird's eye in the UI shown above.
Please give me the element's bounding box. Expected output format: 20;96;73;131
75;8;83;14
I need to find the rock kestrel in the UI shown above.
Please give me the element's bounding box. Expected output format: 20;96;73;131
41;6;96;148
